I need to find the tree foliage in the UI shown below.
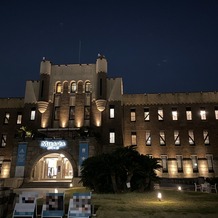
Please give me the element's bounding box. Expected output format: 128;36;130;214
80;145;162;193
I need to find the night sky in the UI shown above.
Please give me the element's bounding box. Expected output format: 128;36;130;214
0;0;218;98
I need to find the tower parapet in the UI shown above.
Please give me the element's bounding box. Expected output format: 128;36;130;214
38;58;51;113
95;54;107;112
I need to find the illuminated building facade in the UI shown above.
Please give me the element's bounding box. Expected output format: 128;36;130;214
0;54;217;187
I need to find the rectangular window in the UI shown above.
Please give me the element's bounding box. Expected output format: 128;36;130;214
188;130;195;145
186;107;192;120
84;106;90;120
0;156;3;174
172;108;178;120
30;108;36;120
145;130;151;146
203;130;210;145
200;107;206;120
161;155;168;173
215;107;218;119
206;154;214;173
174;130;180;145
54;107;60;120
4;113;10;124
131;132;137;145
158;108;163;121
17;113;22;124
160;131;166;146
144;108;150;121
130;109;136;122
1;134;7;147
109;105;115;119
191;155;198;173
146;154;153;158
109;130;115;144
176;155;183;173
69;106;75;120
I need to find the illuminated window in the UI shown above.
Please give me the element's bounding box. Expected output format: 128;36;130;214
70;82;77;93
188;130;195;145
109;105;115;119
146;154;153;158
206;154;214;172
84;106;90;120
30;108;36;120
203;130;210;145
17;113;22;124
186;107;192;120
172;108;178;120
160;131;166;146
191;155;198;173
215;107;218;119
4;113;10;124
174;130;180;145
109;130;115;143
144;108;149;121
69;106;75;120
176;155;183;172
200;107;206;120
1;134;7;147
56;82;62;93
131;132;137;145
54;107;60;120
161;155;168;173
0;156;3;174
130;109;136;122
145;130;151;146
158;108;163;121
85;81;91;93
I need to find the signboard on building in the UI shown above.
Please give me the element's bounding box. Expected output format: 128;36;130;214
15;142;27;177
40;140;67;150
78;142;89;176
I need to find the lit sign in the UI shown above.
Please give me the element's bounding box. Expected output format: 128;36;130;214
40;140;67;150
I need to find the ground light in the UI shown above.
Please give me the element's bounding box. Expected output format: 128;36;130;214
157;192;162;201
178;186;182;191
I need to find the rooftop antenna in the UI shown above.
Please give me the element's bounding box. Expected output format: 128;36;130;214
78;40;81;64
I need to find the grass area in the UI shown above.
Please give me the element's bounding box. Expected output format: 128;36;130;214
7;188;218;217
66;187;218;218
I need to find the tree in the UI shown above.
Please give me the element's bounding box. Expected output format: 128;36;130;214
80;146;161;193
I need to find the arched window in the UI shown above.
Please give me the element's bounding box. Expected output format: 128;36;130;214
56;82;62;93
70;82;76;93
85;81;91;93
77;81;83;93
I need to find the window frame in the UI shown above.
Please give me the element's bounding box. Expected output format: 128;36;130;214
109;105;115;119
1;134;7;147
109;130;115;144
130;108;136;122
145;130;151;146
17;113;22;124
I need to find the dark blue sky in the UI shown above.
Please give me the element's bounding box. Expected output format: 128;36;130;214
0;0;218;97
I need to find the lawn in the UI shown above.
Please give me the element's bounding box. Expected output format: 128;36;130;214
64;187;218;218
7;187;218;218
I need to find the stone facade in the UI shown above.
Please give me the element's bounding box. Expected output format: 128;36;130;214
0;54;217;187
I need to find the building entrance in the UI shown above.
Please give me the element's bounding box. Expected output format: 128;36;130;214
32;153;73;181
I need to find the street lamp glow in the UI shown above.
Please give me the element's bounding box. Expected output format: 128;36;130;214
157;192;162;201
178;186;182;191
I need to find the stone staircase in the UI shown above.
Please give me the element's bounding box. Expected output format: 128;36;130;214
20;181;72;188
20;178;82;189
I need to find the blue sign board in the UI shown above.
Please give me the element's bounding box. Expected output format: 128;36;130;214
79;142;89;166
16;143;27;166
